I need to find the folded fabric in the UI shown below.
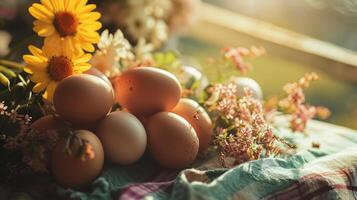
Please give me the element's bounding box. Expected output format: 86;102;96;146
60;119;357;200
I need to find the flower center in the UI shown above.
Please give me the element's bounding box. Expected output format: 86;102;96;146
48;56;74;81
53;12;78;37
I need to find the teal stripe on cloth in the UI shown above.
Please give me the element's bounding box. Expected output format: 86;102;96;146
169;149;323;200
54;118;357;200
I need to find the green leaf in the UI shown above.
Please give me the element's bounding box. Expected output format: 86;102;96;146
153;51;181;71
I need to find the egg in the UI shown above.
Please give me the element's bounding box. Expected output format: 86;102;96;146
115;67;182;116
53;74;114;124
51;130;104;188
177;65;209;96
177;65;202;87
229;77;263;99
96;111;147;165
84;67;112;89
146;112;199;169
172;98;212;153
30;115;64;133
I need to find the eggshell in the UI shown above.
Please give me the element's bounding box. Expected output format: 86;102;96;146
53;74;114;124
177;65;202;86
172;98;212;153
229;77;263;99
51;130;104;188
115;67;182;116
96;111;147;165
84;67;113;89
30;115;64;133
146;112;199;169
31;115;99;133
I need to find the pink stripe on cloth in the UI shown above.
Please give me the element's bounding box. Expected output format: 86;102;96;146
119;170;178;200
265;168;357;200
119;180;174;200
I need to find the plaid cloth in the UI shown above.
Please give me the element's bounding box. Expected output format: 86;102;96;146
55;119;357;200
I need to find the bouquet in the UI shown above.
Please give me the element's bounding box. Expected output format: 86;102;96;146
0;0;330;190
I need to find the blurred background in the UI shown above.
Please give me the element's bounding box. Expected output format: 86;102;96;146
0;0;356;129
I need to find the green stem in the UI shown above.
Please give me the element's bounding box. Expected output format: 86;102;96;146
0;60;24;69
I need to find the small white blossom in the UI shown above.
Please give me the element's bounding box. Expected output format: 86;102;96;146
133;37;155;60
91;29;134;77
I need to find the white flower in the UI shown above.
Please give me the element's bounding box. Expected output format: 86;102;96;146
0;31;11;56
126;7;155;40
145;0;172;19
150;20;168;48
133;37;155;60
125;0;171;48
90;29;134;77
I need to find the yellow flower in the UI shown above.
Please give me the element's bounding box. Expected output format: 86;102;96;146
29;0;102;53
23;45;92;101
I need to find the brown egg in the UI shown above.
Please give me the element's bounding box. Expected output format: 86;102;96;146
31;115;98;133
146;112;199;169
30;115;65;133
53;74;114;124
96;111;147;165
84;67;112;88
51;130;104;188
115;67;182;116
172;98;212;153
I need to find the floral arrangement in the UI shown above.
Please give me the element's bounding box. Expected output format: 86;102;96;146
0;0;330;189
99;0;201;49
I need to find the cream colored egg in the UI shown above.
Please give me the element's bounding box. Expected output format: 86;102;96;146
146;112;199;169
229;77;263;99
96;111;147;165
172;98;212;153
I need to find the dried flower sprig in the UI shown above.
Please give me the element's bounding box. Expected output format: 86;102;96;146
2;109;59;173
5;128;59;173
64;132;96;162
204;83;290;167
278;72;331;132
221;46;266;74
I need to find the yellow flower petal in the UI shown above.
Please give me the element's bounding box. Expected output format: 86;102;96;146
28;45;47;61
33;81;49;93
74;64;91;73
43;35;63;57
30;71;49;83
81;21;102;31
43;81;57;102
80;42;95;52
40;0;54;12
29;3;53;23
33;20;54;37
23;55;47;65
78;4;96;15
51;0;64;12
77;27;100;42
37;25;55;37
74;53;92;64
78;12;101;21
74;0;88;13
30;0;102;54
66;0;76;11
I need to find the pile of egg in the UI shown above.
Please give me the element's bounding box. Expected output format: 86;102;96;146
31;66;213;189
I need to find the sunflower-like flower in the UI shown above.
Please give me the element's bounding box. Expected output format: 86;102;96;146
23;45;92;101
29;0;102;53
